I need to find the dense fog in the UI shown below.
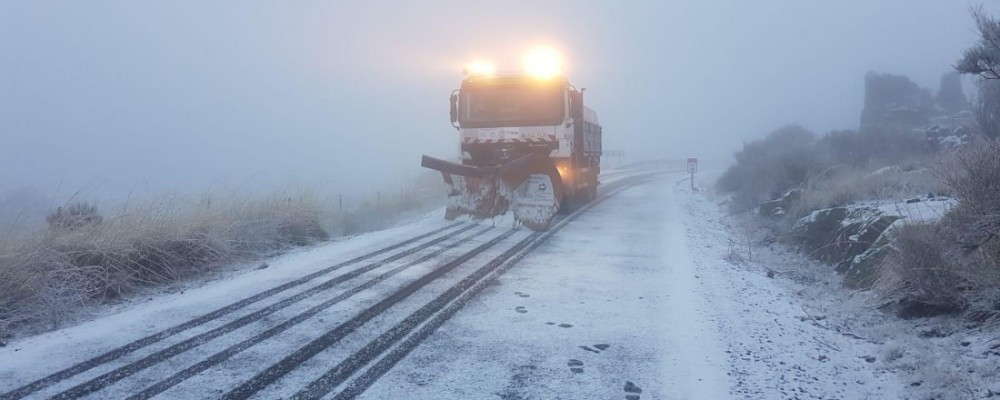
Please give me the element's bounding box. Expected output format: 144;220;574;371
2;1;997;206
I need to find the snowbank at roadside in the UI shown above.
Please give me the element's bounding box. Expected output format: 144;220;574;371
697;183;1000;399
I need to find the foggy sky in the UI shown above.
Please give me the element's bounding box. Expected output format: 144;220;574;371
2;1;997;202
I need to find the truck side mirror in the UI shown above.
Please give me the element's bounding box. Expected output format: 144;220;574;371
449;93;458;124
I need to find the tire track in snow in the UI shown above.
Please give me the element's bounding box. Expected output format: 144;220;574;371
46;223;478;400
220;228;520;400
295;178;651;400
0;222;463;400
124;225;495;400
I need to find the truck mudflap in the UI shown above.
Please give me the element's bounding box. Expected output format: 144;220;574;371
421;154;563;230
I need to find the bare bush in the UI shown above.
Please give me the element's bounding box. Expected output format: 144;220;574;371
46;202;103;230
933;139;1000;320
717;124;822;212
941;138;1000;218
875;223;966;318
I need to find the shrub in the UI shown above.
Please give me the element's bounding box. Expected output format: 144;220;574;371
941;137;1000;217
875;223;966;318
932;138;1000;320
46;202;103;230
717;124;823;212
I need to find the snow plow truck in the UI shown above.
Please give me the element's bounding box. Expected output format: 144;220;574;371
421;49;602;230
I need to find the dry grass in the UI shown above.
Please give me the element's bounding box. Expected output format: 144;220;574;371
790;162;949;219
0;175;447;338
873;223;966;318
325;173;446;237
0;190;328;337
936;138;1000;321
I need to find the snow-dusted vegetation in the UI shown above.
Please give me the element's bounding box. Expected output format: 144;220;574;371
714;8;1000;397
715;64;996;318
0;178;443;341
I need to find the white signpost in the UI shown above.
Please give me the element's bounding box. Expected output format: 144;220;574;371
687;157;698;189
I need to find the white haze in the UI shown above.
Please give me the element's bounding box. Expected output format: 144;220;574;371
2;1;998;204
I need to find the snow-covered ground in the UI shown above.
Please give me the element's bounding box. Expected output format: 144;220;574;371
1;169;995;399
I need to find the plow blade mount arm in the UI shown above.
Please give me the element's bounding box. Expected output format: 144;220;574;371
420;154;536;179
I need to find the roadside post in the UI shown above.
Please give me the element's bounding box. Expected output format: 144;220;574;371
687;157;698;190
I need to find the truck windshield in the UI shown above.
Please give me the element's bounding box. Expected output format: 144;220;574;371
460;85;565;128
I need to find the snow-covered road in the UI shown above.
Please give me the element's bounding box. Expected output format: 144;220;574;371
358;174;898;400
359;175;732;399
0;171;901;399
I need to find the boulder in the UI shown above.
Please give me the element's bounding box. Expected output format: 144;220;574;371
841;219;904;289
844;245;895;290
790;205;904;288
790;207;849;256
759;189;803;218
835;215;903;273
758;199;784;217
790;206;884;262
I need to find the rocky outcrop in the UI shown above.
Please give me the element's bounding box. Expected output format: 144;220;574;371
789;205;916;289
935;72;972;114
860;72;934;133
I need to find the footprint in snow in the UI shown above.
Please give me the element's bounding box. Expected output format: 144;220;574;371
567;359;584;374
514;291;530;298
515;306;527;314
624;381;642;400
580;343;610;353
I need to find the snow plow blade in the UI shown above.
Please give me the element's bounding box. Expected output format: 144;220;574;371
421;154;563;231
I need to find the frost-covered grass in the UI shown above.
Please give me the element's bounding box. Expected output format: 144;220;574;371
0;191;328;337
0;177;444;339
790;162;950;219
